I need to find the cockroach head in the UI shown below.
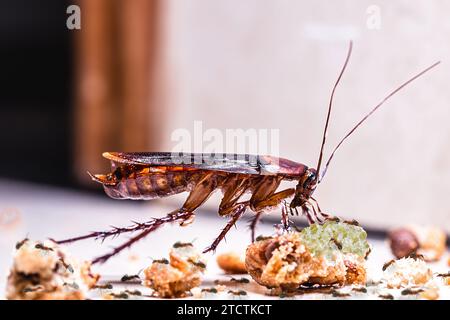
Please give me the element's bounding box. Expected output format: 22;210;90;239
290;168;317;208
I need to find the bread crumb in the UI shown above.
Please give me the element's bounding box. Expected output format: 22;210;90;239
419;287;439;300
382;257;432;289
407;226;446;262
143;242;206;298
217;252;247;274
6;239;99;300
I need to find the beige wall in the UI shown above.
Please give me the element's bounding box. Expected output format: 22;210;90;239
155;0;450;231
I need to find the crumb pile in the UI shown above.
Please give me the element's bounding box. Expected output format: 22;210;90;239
143;242;206;298
382;257;433;289
245;221;370;291
6;239;99;300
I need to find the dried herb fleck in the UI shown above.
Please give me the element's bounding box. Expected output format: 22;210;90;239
109;292;129;299
364;246;372;260
401;288;424;295
330;238;342;250
201;288;218;294
343;219;360;226
152;258;169;265
120;274;141;282
331;289;350;297
59;258;74;273
406;252;424;260
378;293;394;300
22;285;44;293
188;259;206;269
352;287;367;293
382;259;396;271
228;290;247;296
124;289;142;296
436;272;450;277
16;238;29;250
230;277;250;284
255;235;272;242
173;241;193;248
63;282;80;290
35;243;53;251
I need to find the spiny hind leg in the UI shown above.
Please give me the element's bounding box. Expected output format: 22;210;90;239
203;202;249;253
90;173;219;264
91;210;195;264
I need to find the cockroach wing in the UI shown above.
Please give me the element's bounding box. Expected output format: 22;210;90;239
103;152;308;176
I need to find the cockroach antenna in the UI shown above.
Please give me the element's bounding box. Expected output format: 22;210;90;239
316;41;353;182
317;41;441;183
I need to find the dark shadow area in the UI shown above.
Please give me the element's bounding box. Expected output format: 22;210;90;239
0;0;74;187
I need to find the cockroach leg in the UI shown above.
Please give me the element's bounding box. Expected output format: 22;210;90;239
310;196;331;222
55;210;194;245
91;210;195;264
203;202;248;253
281;201;291;231
248;211;263;242
301;205;314;224
309;203;324;224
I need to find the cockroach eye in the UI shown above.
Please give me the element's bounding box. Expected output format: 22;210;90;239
113;170;122;180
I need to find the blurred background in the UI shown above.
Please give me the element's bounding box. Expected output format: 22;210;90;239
0;0;449;235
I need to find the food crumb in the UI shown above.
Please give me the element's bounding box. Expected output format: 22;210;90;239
382;257;432;289
6;239;99;300
143;242;206;298
245;221;370;291
419;287;439;300
216;252;247;274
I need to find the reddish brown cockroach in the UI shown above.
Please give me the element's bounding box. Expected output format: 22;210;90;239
56;42;440;264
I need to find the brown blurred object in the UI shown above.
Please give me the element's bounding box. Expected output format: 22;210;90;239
73;0;165;184
216;252;247;274
388;226;447;262
388;228;420;259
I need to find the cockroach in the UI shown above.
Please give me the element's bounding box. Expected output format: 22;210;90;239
55;42;441;264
